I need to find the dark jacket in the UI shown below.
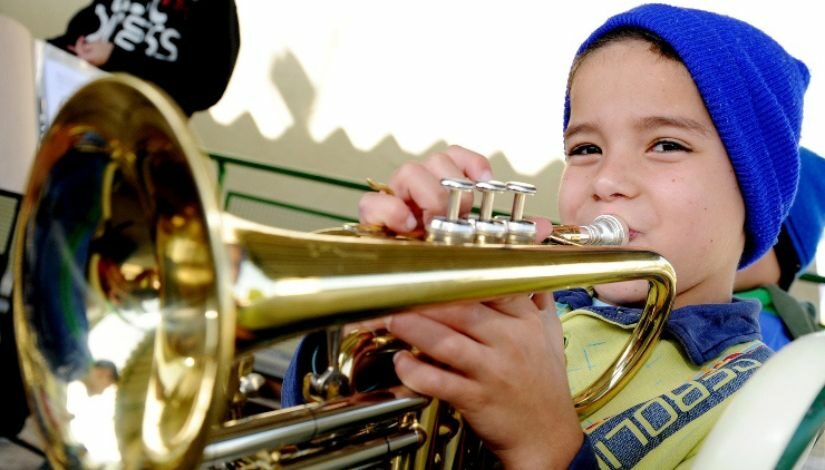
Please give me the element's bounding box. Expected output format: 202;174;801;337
49;0;240;116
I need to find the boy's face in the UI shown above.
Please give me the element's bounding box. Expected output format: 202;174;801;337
561;39;745;307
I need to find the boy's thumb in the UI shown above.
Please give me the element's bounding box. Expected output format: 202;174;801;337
527;216;554;243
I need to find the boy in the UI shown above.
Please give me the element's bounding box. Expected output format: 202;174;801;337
285;4;809;468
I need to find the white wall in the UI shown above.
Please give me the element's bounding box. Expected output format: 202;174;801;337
209;0;824;178
0;0;86;38
2;1;822;219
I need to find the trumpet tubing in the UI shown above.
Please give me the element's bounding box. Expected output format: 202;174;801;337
13;75;676;469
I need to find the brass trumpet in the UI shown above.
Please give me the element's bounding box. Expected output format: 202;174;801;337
13;75;675;469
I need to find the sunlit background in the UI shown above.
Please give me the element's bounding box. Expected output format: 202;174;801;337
2;0;824;321
207;0;824;176
3;0;822;207
0;3;823;463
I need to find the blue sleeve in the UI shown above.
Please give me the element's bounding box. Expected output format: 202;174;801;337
568;434;599;470
280;331;326;408
758;311;792;351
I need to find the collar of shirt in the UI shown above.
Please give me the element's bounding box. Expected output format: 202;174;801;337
553;288;762;365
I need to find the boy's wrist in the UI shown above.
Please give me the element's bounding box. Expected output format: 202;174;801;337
497;428;585;470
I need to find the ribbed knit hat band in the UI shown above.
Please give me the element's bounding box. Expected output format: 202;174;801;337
784;148;825;276
564;3;810;268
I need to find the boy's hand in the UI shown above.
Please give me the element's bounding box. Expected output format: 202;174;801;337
359;145;494;234
388;297;582;469
356;147;579;467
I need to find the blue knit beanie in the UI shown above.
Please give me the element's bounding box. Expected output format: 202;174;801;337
776;147;825;287
563;3;810;268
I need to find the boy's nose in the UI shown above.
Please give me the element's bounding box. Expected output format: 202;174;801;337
591;152;638;202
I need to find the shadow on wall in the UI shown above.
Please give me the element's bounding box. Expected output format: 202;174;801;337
190;50;566;223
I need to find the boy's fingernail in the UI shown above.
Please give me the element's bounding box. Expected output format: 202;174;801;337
405;215;417;231
384;316;393;332
393;350;404;365
480;170;493;182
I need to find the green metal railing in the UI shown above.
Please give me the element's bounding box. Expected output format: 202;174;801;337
209;152;366;224
211;152;370;193
224;190;357;223
801;273;825;284
208;152;511;225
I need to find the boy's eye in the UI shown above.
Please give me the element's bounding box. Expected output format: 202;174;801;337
650;140;689;153
567;144;602;157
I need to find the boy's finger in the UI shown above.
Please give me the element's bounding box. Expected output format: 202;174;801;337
527;216;554;242
411;297;539;347
421;152;479;215
441;145;494;182
387;312;485;373
421;151;471;180
390;162;450;217
358;192;418;233
531;292;554;311
392;350;476;404
483;295;541;319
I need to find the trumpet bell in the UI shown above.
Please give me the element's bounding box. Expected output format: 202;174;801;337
13;75;235;468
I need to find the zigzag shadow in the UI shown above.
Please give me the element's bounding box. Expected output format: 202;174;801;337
191;50;564;221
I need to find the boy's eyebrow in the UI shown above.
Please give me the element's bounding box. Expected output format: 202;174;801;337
564;122;599;141
564;116;711;141
638;116;712;136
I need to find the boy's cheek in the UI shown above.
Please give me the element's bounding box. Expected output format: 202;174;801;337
556;198;578;225
557;174;586;223
558;193;595;226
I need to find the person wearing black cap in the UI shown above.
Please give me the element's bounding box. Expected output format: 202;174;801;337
735;147;825;350
48;0;240;117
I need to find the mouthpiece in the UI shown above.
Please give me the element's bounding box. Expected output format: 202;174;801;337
545;215;629;246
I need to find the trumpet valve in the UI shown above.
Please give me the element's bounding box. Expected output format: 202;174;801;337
427;178;476;245
504;181;537;244
474;180;508;244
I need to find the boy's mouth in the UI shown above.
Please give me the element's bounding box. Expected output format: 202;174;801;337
628;229;640;242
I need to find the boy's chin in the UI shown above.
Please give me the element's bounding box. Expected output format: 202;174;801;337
593;281;650;307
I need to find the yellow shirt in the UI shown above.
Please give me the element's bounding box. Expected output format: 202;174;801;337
561;307;770;469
